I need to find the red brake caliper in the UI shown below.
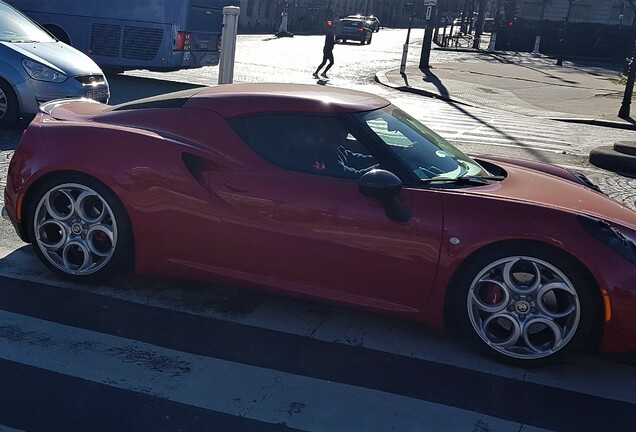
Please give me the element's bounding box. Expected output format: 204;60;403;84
486;283;503;305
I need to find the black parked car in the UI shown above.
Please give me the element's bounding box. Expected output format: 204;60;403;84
334;18;373;44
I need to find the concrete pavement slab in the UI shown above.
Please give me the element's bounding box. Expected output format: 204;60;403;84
376;53;635;130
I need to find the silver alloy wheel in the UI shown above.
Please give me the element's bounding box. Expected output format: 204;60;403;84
467;256;581;360
33;183;118;276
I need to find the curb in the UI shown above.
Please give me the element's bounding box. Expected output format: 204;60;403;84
373;71;474;107
589;141;636;178
550;118;636;131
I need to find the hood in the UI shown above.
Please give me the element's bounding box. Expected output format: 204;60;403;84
471;160;636;229
7;41;103;77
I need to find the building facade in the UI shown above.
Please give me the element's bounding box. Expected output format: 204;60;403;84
232;1;636;33
516;0;635;25
233;0;416;33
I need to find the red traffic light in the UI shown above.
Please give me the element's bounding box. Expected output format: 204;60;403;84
327;20;333;27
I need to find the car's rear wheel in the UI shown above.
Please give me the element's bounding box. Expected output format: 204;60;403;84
27;174;133;281
0;79;20;127
450;244;600;365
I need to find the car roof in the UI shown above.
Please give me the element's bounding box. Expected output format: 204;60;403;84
48;84;390;121
342;17;366;22
183;83;390;117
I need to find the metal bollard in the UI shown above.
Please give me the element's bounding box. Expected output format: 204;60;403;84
218;6;240;85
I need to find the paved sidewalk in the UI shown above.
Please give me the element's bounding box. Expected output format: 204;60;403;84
376;51;636;131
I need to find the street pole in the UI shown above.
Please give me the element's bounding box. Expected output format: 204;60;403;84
460;0;470;34
419;4;436;70
487;0;501;52
400;3;415;74
556;0;573;66
619;39;636;119
533;0;548;54
472;0;485;49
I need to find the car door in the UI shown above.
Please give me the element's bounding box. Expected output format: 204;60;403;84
207;114;444;309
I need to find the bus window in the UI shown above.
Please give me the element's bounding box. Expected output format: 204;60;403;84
5;0;227;71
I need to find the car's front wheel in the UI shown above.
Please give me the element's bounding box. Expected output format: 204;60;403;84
27;174;133;281
450;244;600;365
0;79;20;127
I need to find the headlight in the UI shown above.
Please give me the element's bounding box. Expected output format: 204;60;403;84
21;59;67;83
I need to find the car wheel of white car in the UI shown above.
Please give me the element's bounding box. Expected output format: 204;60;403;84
28;174;133;281
0;79;19;127
450;244;600;365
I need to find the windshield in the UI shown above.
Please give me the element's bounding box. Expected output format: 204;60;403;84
355;105;490;181
0;3;55;43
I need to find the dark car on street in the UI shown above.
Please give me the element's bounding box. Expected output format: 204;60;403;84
365;15;380;32
334;18;372;44
345;14;379;32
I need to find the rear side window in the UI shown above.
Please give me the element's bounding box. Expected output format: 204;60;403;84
343;21;362;28
229;114;378;179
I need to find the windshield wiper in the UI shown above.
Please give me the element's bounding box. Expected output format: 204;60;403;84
421;174;505;185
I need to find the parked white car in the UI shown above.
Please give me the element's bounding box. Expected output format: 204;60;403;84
0;0;109;126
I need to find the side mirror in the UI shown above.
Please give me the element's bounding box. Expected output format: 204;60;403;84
358;169;411;223
358;169;403;198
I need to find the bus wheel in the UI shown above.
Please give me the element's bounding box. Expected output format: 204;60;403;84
0;79;20;127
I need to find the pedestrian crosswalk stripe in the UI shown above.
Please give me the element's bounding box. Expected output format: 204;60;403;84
0;309;557;432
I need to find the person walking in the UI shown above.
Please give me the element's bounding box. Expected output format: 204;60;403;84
313;24;336;79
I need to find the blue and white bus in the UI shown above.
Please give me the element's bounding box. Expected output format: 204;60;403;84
6;0;228;71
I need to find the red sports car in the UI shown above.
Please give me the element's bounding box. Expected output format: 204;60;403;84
3;83;636;365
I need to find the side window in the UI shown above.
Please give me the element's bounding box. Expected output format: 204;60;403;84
229;114;379;179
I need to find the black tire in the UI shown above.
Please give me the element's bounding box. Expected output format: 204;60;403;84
0;79;20;127
448;242;601;366
27;173;133;282
368;33;372;45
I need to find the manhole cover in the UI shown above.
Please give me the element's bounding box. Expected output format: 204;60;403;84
477;87;499;94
